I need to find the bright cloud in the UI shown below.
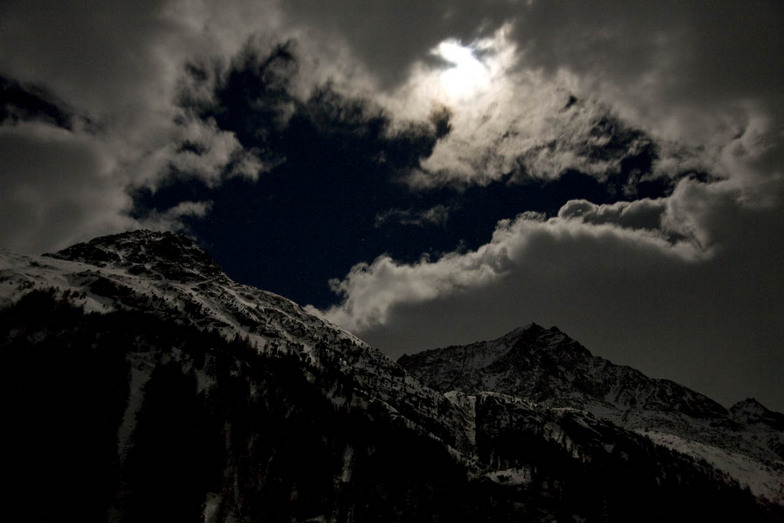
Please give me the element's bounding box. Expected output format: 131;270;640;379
434;40;491;101
318;203;705;333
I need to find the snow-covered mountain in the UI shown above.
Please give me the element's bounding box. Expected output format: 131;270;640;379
1;230;781;521
399;323;784;504
2;230;475;453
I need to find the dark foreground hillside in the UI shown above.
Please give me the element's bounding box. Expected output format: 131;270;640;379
0;231;781;522
1;290;777;522
2;292;481;522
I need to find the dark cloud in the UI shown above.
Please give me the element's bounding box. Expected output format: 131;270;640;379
520;1;784;101
196;41;298;154
0;76;76;130
281;0;516;88
506;1;784;140
0;123;134;253
374;205;452;229
428;105;453;139
558;199;667;234
0;0;182;117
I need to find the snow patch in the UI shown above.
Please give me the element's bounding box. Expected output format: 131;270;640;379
486;467;532;486
203;492;221;523
341;445;354;483
642;430;784;505
117;354;155;465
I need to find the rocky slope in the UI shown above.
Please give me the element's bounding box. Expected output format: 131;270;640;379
5;230;474;452
399;323;784;504
1;230;781;521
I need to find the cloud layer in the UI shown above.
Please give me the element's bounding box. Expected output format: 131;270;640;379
2;1;783;410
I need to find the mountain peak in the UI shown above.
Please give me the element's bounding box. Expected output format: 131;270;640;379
499;322;585;357
732;397;768;412
730;397;784;429
502;322;544;337
501;322;561;340
44;229;223;282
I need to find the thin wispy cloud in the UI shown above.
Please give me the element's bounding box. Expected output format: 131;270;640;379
375;205;453;229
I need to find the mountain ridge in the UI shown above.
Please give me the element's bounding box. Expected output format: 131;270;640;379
3;230;477;455
399;323;784;503
1;230;781;520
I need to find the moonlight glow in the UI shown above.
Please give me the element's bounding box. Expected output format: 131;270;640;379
434;40;490;101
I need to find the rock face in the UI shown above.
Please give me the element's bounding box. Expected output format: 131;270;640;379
399;323;727;419
1;230;782;522
44;229;225;282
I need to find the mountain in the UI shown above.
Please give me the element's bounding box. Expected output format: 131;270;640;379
399;323;784;505
1;230;781;522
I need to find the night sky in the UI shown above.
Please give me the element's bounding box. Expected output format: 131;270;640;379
1;1;783;411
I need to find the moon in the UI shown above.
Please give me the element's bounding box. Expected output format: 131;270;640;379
434;40;490;101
